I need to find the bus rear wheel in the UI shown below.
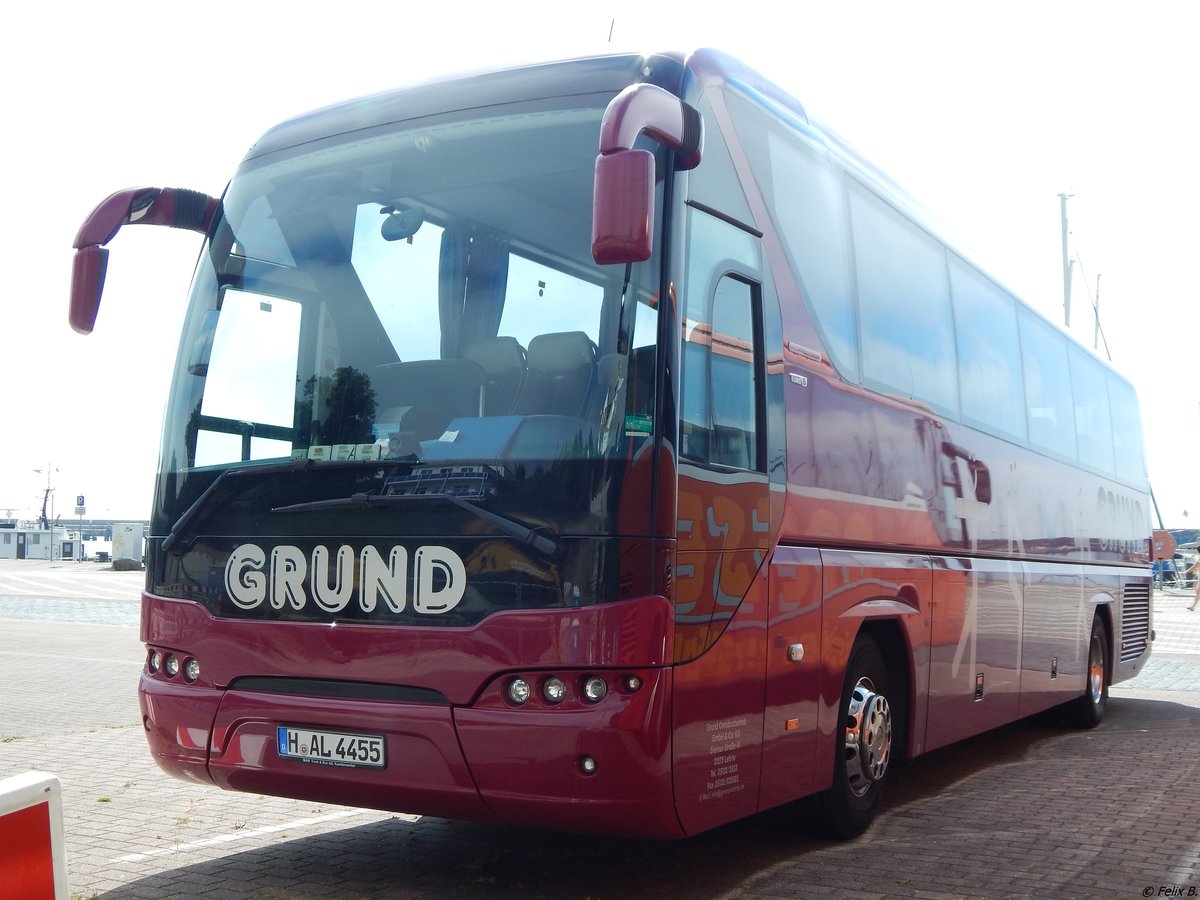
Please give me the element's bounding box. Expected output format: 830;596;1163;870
810;634;894;838
1066;616;1108;729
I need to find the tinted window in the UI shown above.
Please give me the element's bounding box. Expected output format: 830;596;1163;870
680;211;762;470
687;92;755;229
681;277;759;469
725;91;858;380
850;186;958;415
764;133;857;379
1108;377;1147;485
157;96;667;567
1019;309;1076;459
948;257;1027;442
709;278;760;469
1069;346;1115;474
196;291;302;466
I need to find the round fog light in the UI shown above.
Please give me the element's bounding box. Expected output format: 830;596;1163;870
148;650;161;673
542;677;566;704
579;755;598;775
184;658;200;683
582;675;607;703
507;678;531;705
165;655;180;678
623;674;643;692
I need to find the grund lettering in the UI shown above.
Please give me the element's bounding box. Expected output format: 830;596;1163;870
224;543;466;615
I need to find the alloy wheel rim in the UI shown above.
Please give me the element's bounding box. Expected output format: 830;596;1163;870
843;676;892;797
1088;635;1105;705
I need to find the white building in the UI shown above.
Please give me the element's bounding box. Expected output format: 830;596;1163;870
0;524;75;560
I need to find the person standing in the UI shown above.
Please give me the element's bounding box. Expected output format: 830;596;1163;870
1187;554;1200;611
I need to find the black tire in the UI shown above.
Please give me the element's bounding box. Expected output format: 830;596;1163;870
809;635;894;839
1067;616;1108;729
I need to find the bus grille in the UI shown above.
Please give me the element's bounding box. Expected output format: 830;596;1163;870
1119;583;1151;662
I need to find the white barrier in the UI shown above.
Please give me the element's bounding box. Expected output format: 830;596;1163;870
0;771;67;899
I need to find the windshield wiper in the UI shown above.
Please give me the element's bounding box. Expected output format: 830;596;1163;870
163;458;405;556
163;459;307;555
272;492;563;561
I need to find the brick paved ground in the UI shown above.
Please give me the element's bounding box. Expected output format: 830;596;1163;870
2;560;1198;899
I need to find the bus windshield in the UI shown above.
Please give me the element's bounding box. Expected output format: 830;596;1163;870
154;94;662;573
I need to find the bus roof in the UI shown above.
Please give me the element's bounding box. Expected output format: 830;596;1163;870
244;51;689;163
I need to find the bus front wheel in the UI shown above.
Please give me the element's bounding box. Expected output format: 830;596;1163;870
810;634;894;838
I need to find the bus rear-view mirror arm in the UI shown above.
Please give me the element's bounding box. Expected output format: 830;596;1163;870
591;84;703;265
942;441;993;505
69;187;219;335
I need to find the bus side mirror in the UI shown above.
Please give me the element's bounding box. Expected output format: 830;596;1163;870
591;83;702;266
69;187;218;335
592;149;655;265
70;245;109;335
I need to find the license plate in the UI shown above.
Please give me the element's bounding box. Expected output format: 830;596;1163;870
276;726;386;769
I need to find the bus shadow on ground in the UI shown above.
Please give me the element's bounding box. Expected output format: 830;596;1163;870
98;698;1195;900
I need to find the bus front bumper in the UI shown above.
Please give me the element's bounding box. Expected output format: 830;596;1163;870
138;668;682;838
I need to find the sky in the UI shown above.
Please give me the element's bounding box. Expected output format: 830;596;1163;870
2;1;1197;526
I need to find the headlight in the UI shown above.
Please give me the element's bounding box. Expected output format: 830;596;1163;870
542;677;567;704
507;678;531;705
582;675;607;703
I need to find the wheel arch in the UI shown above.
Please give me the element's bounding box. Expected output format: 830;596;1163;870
1092;600;1114;688
855;618;912;762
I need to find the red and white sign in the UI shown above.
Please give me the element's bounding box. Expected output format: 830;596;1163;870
0;771;68;899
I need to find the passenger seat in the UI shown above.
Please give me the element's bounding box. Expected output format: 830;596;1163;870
515;331;597;418
463;336;527;416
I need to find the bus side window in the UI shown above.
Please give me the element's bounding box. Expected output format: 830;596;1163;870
681;275;763;470
627;344;656;419
710;278;760;469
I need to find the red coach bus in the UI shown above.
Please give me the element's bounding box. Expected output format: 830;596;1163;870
69;49;1152;839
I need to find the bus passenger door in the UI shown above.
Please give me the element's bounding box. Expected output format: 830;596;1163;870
760;546;824;803
671;209;774;835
